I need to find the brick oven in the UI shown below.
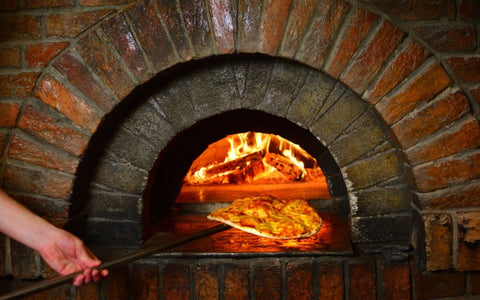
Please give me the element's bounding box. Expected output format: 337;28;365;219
1;0;479;299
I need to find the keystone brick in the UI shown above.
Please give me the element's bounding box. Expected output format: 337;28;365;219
179;0;215;58
364;38;431;104
279;0;318;57
207;0;236;54
25;0;73;9
0;72;39;98
341;20;405;94
416;182;480;210
0;15;41;41
163;263;190;300
25;42;69;68
296;0;348;69
424;214;452;271
447;56;480;83
17;103;90;156
34;74;103;133
131;262;159;300
317;261;344;300
0;46;21;67
381;261;410;300
0;102;21;127
348;260;376;300
361;0;455;20
258;0;292;55
45;10;113;38
413;271;465;299
286;260;314;299
412;150;480;192
223;263;249;300
457;212;480;271
193;263;219;299
414;24;477;53
392;88;471;149
375;61;452;125
253;261;282;299
237;0;263;52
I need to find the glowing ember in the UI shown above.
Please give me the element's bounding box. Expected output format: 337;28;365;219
184;132;324;185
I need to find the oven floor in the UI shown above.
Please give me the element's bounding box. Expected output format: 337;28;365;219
145;213;353;257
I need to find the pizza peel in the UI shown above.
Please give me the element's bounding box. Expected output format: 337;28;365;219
0;223;230;300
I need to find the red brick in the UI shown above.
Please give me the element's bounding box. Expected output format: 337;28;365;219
0;72;39;98
0;46;21;67
237;0;263;52
224;263;249;300
447;56;480;83
375;61;452;125
26;42;69;68
54;52;117;112
381;261;410;300
17;103;90;156
341;20;405;94
25;0;73;8
207;0;236;54
253;261;282;299
3;162;73;199
392;88;471;149
127;0;178;72
470;272;480;294
317;261;344;300
0;15;41;41
296;0;348;68
258;0;293;55
0;102;21;127
412;150;480;192
34;74;103;133
75;282;100;300
286;261;313;300
471;87;480;107
45;10;113;38
362;0;455;20
277;0;317;57
101;266;129;300
348;260;376;300
163;263;190;299
416;182;480;210
0;130;7;154
8;192;70;219
414;24;477;52
179;0;215;58
192;263;219;299
424;214;453;271
7;132;79;174
364;38;431;104
414;272;465;299
79;0;132;5
0;0;18;10
324;7;378;78
457;212;480;271
406;117;480;165
131;262;159;300
101;14;150;83
460;0;480;20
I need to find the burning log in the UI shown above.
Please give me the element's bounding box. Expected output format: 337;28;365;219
264;152;303;181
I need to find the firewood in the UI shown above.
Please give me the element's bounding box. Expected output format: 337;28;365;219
204;152;263;177
263;152;302;181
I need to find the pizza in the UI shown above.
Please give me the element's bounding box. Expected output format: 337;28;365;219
207;196;322;239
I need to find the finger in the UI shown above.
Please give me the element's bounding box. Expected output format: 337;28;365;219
72;274;85;287
100;269;109;278
83;268;93;284
91;269;101;282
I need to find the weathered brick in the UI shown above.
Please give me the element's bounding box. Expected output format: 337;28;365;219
457;212;480;271
258;0;292;55
353;186;411;217
86;189;141;220
45;10;113;38
341;20;405;94
9;192;69;219
127;0;178;72
163;263;190;300
25;42;69;68
10;239;40;279
317;261;344;300
179;0;215;58
7;131;79;173
75;282;100;300
34;74;103;133
460;0;480;20
223;263;249;300
207;0;236;54
412;150;480;192
392;88;471;149
131;261;159;300
416;182;480;210
0;15;41;41
253;261;282;299
0;130;7;154
0;46;21;67
25;0;73;9
352;214;410;243
0;72;39;98
286;260;313;300
0;101;21;127
0;0;18;10
362;0;455;20
470;272;480;294
296;0;348;68
17;103;90;156
375;61;452;125
324;7;378;78
101;14;151;83
193;263;219;299
278;0;318;57
237;0;263;52
75;33;136;101
471;86;480;108
3;162;74;199
424;214;452;271
381;261;410;300
413;271;465;299
447;56;480;83
79;0;132;5
101;265;129;300
348;260;376;300
414;24;477;52
364;38;431;104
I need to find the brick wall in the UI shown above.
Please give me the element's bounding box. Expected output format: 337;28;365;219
0;0;479;299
